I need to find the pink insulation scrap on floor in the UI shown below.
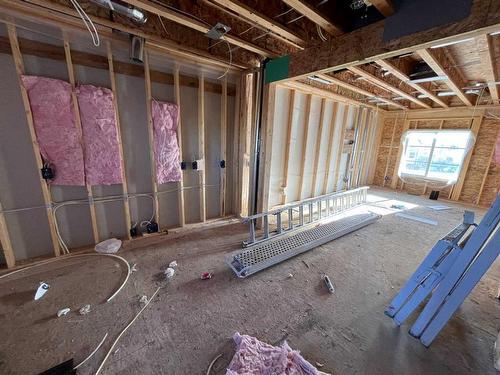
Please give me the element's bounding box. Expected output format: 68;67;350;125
152;100;182;184
21;75;85;185
226;332;330;375
76;84;123;185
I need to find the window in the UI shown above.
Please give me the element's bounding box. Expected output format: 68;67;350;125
398;130;473;184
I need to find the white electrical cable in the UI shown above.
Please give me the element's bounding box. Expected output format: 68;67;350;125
74;332;109;370
69;0;100;46
316;24;328;41
0;253;131;302
217;40;232;80
95;286;161;375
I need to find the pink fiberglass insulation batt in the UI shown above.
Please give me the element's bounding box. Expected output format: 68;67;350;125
76;84;123;185
21;75;85;185
226;332;330;375
152;100;182;184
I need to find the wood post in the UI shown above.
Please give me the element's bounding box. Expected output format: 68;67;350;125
311;98;326;197
198;73;206;222
63;36;99;244
143;51;160;226
173;68;185;226
0;202;15;268
298;94;312;200
322;102;339;194
281;89;296;205
332;105;350;192
6;24;60;256
220;77;227;217
107;41;132;239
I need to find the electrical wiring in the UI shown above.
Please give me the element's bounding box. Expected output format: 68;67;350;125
316;24;328;42
73;332;109;370
69;0;100;46
217;40;232;80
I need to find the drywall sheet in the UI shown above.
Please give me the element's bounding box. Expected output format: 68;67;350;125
152;100;182;184
76;84;123;185
21;75;85;185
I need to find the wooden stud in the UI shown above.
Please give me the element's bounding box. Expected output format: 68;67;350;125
0;202;15;268
417;48;473;107
477;133;497;204
356;110;371;186
391;113;410;190
350;109;367;188
281;90;296;205
382;117;398;187
173;68;186;226
298;94;312;200
348;66;431;109
120;0;275;57
451;116;483;201
198;74;206;222
63;36;99;244
6;24;60;256
220;77;228;217
331;105;350;192
143;51;160;226
322;102;339;194
281;0;343;36
360;111;376;185
311;98;326;197
107;42;132;239
257;83;277;213
238;73;253;217
232;80;241;214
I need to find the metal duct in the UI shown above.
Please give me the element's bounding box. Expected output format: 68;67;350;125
89;0;147;23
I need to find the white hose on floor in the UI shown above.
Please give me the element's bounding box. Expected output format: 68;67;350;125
0;253;131;302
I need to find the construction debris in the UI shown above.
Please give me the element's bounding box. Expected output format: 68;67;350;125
164;267;175;280
169;261;178;268
139;295;148;305
34;282;50;300
395;212;438;226
79;304;91;315
57;308;71;317
95;238;122;254
323;275;335;294
201;272;213;280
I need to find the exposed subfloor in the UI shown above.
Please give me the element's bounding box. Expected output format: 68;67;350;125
0;187;498;375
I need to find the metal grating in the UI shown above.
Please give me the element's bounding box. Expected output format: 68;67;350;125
227;212;380;278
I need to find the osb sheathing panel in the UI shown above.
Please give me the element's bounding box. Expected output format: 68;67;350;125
392;119;405;145
373;147;389;186
460;120;498;203
442;119;471;129
479;159;500;207
381;119;395;147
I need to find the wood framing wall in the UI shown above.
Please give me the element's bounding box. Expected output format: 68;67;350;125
372;108;500;207
264;85;380;210
0;21;240;267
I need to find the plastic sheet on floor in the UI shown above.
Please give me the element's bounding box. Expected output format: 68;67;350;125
226;332;330;375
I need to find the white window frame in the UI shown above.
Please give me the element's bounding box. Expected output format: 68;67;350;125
398;129;473;184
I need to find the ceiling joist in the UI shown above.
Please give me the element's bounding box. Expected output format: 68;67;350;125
120;0;277;57
375;59;449;108
475;34;499;104
281;0;343;36
347;66;431;108
207;0;305;49
417;48;474;106
315;73;406;109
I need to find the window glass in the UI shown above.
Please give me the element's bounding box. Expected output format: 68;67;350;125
398;130;472;185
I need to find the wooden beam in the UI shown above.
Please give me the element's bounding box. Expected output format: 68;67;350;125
351;109;368;187
311;98;326;197
198;74;207;222
107;42;132;239
298;95;313;200
375;59;449;108
238;73;253;217
6;24;60;257
358;111;374;185
382;117;398;187
281;0;343;36
476;34;499;104
451;116;483;200
209;0;305;48
280;80;382;110
173;68;186;227
120;0;275;57
143;51;160;226
281;89;296;205
322;102;339;194
0;202;15;268
63;36;99;244
1;0;247;71
333;106;352;191
477;130;497;204
220;77;228;217
391;115;410;189
0;35;235;96
348;66;431;108
280;0;500;81
316;73;406;109
370;0;395;17
232;80;241;213
417;48;473;107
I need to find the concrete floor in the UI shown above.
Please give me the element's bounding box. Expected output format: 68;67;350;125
0;188;498;374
